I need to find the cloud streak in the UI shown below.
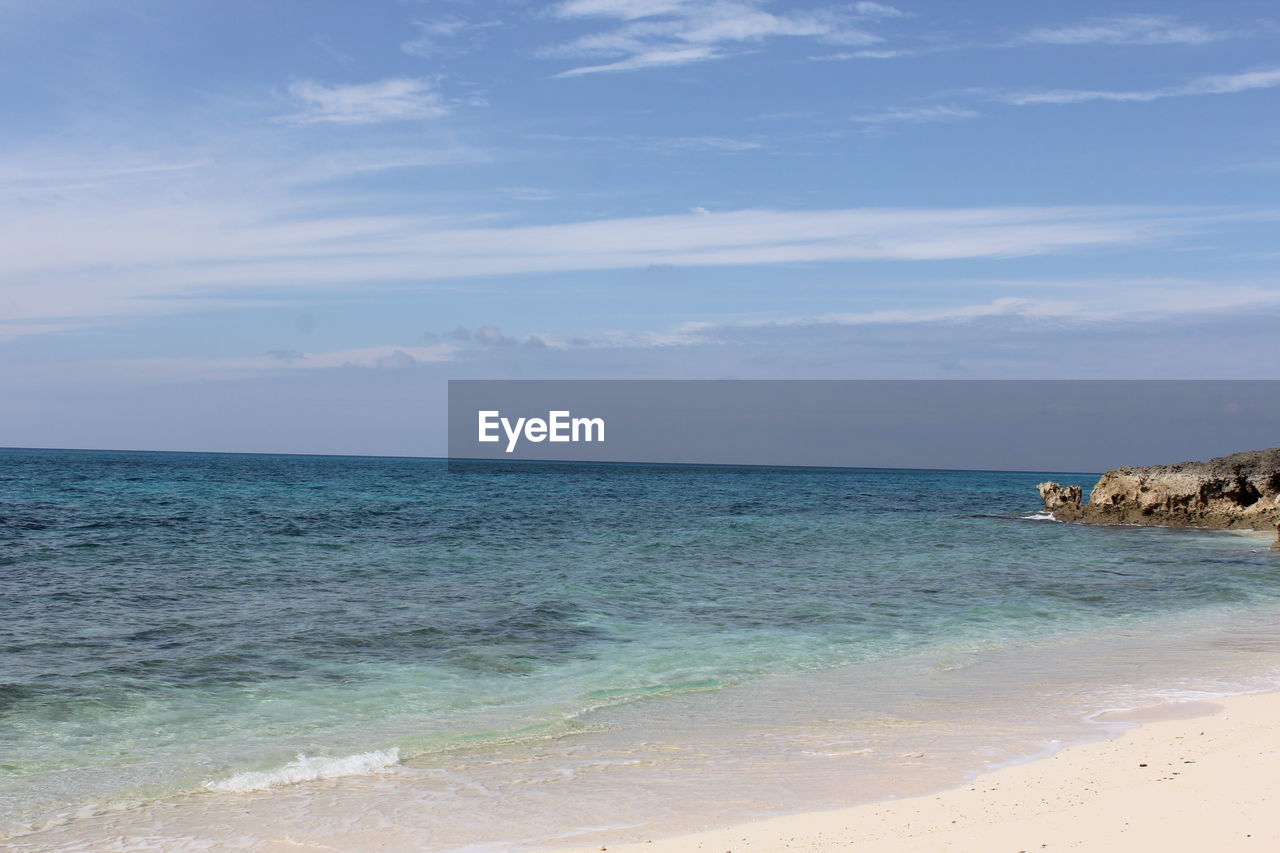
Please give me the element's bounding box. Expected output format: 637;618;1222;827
1000;67;1280;106
0;198;1247;339
285;78;449;124
851;104;979;129
25;280;1280;385
527;279;1280;353
78;344;459;383
545;0;892;76
1018;15;1226;47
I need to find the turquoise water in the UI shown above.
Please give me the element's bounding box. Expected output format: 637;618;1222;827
4;448;1280;842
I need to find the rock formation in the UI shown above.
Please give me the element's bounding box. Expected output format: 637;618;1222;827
1037;448;1280;549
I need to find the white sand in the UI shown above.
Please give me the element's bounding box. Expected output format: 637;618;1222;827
556;689;1280;852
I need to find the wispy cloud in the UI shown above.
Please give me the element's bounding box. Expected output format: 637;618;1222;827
34;281;1280;384
527;131;764;153
402;17;472;57
521;324;710;350
852;2;909;20
642;135;764;152
79;345;458;382
999;67;1280;106
310;35;354;65
401;15;501;58
0;160;209;195
1018;15;1226;47
813;48;912;60
780;284;1280;326
815;13;1236;63
284;78;449;124
532;280;1280;352
556;46;720;75
1;195;1246;339
545;0;893;76
851;104;978;129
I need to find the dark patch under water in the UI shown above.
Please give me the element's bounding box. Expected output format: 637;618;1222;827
2;448;1278;831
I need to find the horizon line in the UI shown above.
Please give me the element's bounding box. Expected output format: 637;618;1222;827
0;445;1102;477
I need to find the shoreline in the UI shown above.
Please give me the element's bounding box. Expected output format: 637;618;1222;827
554;688;1280;852
11;598;1280;851
8;499;1280;852
12;688;1279;853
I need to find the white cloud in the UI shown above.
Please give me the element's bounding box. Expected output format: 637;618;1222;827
526;131;763;152
43;281;1280;386
0;321;82;343
401;16;501;58
401;17;471;57
0;160;210;195
813;48;912;60
817;14;1232;63
555;45;719;75
851;104;978;127
1020;15;1224;46
474;325;517;346
285;78;449;124
525;324;710;350
790;284;1280;326
533;280;1280;352
555;0;692;20
644;135;764;151
82;344;458;382
1001;67;1280;106
0;196;1247;339
546;0;883;76
852;2;907;19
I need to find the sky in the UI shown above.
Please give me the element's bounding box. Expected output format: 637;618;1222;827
1;0;1278;455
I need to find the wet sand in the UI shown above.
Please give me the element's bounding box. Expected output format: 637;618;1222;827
557;689;1280;852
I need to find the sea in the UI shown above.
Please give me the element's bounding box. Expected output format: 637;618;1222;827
4;447;1280;851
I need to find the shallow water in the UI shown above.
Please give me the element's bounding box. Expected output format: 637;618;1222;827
3;449;1280;848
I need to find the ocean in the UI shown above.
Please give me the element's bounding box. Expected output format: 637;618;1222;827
5;448;1280;851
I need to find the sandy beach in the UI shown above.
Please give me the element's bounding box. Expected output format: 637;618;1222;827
8;454;1280;853
10;0;1280;845
557;689;1280;853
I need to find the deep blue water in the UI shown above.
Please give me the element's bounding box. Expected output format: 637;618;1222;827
3;447;1279;833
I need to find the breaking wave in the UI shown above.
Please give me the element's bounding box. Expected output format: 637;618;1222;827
203;748;400;793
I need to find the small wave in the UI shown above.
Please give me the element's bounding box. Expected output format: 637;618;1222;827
203;748;400;793
1020;512;1057;521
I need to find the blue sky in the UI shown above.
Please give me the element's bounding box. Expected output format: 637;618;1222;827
2;0;1278;454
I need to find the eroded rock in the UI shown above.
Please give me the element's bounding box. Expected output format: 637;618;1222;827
1037;482;1083;519
1038;448;1280;547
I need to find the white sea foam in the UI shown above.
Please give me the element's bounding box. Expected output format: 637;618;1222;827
1020;512;1056;521
203;748;400;793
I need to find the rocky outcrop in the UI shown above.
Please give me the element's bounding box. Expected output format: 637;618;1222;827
1038;448;1280;549
1039;483;1082;514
